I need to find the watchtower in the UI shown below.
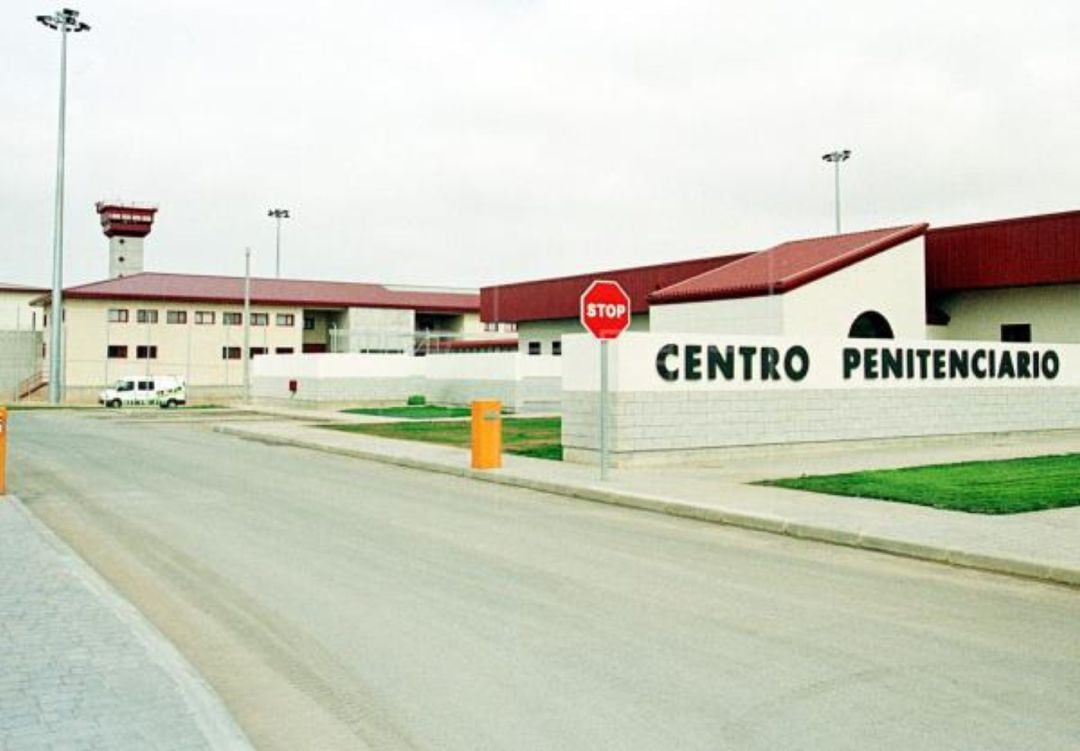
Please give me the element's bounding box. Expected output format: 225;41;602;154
95;202;158;278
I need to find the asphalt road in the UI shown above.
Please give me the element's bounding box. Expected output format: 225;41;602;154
9;410;1080;751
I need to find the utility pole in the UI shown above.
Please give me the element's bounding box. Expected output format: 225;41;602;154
37;7;91;403
821;149;852;234
243;247;252;401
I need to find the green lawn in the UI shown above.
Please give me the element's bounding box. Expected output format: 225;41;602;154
341;405;474;419
760;453;1080;514
326;417;563;461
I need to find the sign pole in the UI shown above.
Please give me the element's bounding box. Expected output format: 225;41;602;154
599;339;609;481
579;279;630;482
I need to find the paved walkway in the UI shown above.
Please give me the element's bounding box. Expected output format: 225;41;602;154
215;418;1080;587
0;497;252;751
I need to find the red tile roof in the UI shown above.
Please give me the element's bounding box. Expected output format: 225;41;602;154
649;224;928;305
480;253;750;323
51;272;479;313
0;282;48;293
926;209;1080;292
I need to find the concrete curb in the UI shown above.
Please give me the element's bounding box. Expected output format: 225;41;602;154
6;495;255;750
214;425;1080;588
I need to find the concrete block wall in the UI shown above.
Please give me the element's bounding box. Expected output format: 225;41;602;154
563;387;1080;466
0;331;41;399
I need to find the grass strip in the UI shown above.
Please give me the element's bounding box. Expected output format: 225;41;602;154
326;417;563;461
341;405;473;419
759;453;1080;514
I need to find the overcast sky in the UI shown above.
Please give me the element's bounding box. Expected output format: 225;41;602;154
3;1;1078;289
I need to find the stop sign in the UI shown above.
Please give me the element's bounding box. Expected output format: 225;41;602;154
580;280;632;340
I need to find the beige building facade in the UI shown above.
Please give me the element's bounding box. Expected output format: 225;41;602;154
37;273;487;402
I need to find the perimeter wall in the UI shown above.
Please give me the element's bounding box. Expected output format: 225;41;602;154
252;352;561;413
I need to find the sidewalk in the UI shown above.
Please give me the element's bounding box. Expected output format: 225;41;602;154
214;418;1080;587
0;496;252;751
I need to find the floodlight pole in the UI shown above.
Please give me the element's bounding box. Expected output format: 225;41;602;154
821;149;851;234
267;208;290;278
38;7;90;403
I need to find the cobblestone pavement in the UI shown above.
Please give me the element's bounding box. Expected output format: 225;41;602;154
0;497;251;751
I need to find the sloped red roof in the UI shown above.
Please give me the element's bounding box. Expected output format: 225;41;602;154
0;282;48;293
480;253;750;323
51;272;479;312
926;209;1080;292
649;224;928;304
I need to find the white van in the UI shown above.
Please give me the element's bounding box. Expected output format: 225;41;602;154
99;376;187;408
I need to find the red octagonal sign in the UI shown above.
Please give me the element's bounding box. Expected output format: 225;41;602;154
580;279;632;340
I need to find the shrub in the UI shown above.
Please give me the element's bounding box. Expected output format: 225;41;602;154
406;394;426;406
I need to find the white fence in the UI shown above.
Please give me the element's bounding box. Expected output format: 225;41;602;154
252;352;561;413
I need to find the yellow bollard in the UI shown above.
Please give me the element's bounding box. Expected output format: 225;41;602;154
471;399;502;470
0;406;7;496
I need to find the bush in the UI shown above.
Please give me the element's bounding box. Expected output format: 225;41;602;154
406;394;426;406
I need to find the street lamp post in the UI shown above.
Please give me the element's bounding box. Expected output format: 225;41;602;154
267;208;290;278
821;149;851;235
37;7;90;404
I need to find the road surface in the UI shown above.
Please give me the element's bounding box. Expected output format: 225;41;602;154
9;411;1080;750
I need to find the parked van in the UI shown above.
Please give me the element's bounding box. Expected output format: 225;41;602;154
99;376;187;408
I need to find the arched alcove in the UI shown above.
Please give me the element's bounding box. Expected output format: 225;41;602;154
848;310;894;339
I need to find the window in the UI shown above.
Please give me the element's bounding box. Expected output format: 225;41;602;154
528;341;541;355
276;313;295;327
552;341;562;356
275;347;295;355
136;345;158;360
107;309;129;323
222;346;241;360
195;311;215;325
503;322;517;332
107;345;128;359
484;322;498;332
1001;324;1031;343
303;316;316;331
138;380;154;391
249;347;268;358
250;313;269;326
136;309;158;324
167;310;187;324
223;312;242;326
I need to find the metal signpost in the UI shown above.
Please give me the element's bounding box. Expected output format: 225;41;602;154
579;280;631;480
